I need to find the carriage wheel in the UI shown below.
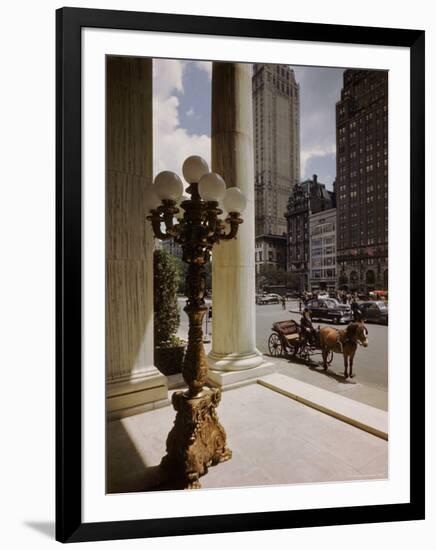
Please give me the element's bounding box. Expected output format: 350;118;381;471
268;333;283;357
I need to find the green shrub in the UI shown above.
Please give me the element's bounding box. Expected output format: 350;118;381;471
153;248;182;348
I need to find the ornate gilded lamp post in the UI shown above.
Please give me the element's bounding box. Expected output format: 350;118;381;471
145;155;247;489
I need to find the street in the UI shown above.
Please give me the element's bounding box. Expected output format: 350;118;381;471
255;300;388;390
177;297;388;402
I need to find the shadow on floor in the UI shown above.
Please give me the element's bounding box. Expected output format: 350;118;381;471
24;521;54;539
307;364;352;384
107;420;188;493
265;353;351;385
107;419;166;493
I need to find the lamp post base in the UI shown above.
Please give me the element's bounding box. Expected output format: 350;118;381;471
160;387;232;489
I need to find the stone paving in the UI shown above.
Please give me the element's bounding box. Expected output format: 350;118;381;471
107;382;388;493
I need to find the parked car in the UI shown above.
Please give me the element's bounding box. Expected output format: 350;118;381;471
257;293;282;305
255;293;265;304
306;298;352;324
359;301;388;324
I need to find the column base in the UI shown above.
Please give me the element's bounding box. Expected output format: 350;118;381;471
107;368;168;419
207;349;265;371
207;362;275;389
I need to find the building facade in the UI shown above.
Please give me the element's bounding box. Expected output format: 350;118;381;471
253;63;300;237
336;69;388;292
308;208;337;291
253;64;300;279
285;175;335;291
255;235;287;274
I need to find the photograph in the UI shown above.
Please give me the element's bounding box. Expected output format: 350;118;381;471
106;57;389;493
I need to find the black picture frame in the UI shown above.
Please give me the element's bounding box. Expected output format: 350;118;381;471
56;6;425;543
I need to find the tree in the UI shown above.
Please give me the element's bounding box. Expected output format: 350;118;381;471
256;264;300;291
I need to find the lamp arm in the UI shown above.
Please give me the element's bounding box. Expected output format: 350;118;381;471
205;202;221;237
220;213;243;241
147;212;173;240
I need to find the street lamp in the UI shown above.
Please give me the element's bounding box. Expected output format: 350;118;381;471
146;155;247;489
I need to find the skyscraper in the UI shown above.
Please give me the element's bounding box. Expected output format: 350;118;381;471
253;64;300;237
253;64;300;279
336;69;388;292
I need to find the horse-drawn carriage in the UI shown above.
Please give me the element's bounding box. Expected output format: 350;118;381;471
268;319;333;365
267;318;369;380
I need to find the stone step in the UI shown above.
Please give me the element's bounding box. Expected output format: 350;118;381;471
258;373;388;440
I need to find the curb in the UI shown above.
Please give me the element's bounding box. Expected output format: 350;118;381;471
257;373;388;440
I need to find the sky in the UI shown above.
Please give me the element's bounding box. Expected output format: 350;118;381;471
153;60;344;190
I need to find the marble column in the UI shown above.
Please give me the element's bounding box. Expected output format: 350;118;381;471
106;57;167;418
207;62;274;387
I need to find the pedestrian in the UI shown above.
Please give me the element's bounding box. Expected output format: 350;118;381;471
351;298;361;321
281;295;286;310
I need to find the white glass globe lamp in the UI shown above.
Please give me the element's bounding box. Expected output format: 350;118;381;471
153;171;183;202
198;172;226;202
144;185;162;213
182;156;209;183
222;187;247;214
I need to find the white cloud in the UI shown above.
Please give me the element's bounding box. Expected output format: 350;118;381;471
153;60;211;185
193;61;212;79
301;145;336;177
153;59;184;99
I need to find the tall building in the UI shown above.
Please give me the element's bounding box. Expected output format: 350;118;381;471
285;175;335;291
336;69;388;292
308;208;337;292
253;64;300;241
255;234;287;275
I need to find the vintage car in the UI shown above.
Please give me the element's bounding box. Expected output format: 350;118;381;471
257;293;282;305
359;301;388;324
305;298;352;324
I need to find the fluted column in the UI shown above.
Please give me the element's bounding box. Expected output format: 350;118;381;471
106;57;167;417
207;62;273;387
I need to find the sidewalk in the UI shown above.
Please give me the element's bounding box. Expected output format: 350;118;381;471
273;355;388;411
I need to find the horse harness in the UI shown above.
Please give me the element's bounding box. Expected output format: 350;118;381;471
338;324;367;348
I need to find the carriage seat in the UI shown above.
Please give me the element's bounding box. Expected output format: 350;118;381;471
285;333;300;341
273;320;300;340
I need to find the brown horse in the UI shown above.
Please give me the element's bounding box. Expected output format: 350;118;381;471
319;321;369;380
